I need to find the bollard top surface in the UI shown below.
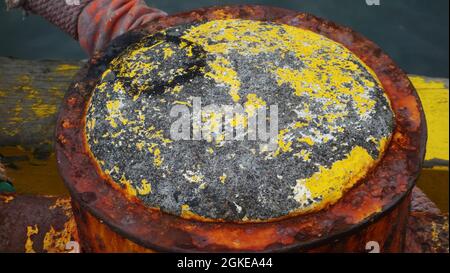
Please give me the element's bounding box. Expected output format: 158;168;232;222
56;5;426;252
85;19;394;222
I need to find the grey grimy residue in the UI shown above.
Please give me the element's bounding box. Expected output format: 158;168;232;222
108;28;208;97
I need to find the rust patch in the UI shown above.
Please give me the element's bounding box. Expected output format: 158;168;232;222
0;195;78;253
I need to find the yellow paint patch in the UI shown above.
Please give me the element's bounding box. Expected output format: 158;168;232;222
294;149;312;162
410;76;449;164
55;64;80;73
297;136;315;146
273;129;293;156
173;100;192;107
25;225;39;253
86;118;96;131
153;148;162;167
106;100;121;112
230;113;248;128
183;170;204;183
105;100;122;128
137;179;152;195
31;103;57;118
292;138;388;213
204;56;241;102
49;198;72;217
181;204;195;218
119;174;137;196
171;85;183;94
136;141;145;151
163;47;175;59
410;76;448;89
244;93;267;116
182;19;381;108
219;173;227;184
275;67;375;117
43;217;76;253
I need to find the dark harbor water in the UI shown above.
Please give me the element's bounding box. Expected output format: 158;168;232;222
0;0;448;77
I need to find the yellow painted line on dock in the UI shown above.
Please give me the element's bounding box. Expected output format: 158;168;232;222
409;75;449;169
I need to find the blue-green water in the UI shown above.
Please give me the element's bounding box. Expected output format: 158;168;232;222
0;0;448;77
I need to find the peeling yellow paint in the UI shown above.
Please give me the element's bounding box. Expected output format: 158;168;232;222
25;225;39;253
137;179;152;195
49;198;72;214
171;85;183;94
273;129;293;156
153;148;162;167
173;100;192;107
55;64;80;73
244;93;266;116
204;56;241;102
219;173;227;184
31;103;57;118
136;141;145;151
43;217;76;253
292;138;389;213
183;170;204;183
86;118;96;132
119;174;137;196
294;149;312;162
297;136;315;146
163;46;175;59
181;204;195;218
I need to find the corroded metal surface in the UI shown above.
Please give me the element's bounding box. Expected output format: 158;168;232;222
0;194;78;253
2;187;447;253
1;188;445;253
70;200;153;253
406;212;449;253
73;192;411;253
56;5;427;252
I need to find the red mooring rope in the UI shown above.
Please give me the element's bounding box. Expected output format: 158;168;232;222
6;0;92;39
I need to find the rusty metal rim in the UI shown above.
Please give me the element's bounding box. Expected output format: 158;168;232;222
55;5;427;252
67;175;417;253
